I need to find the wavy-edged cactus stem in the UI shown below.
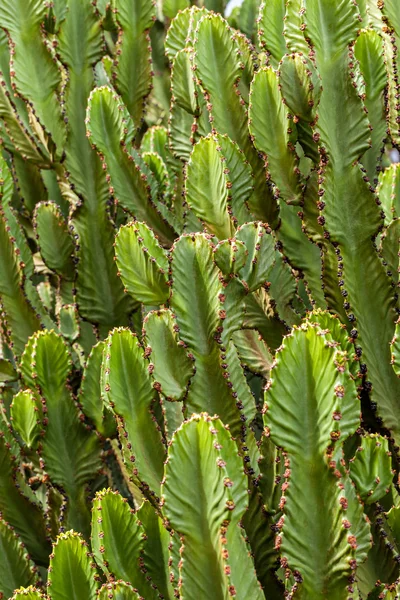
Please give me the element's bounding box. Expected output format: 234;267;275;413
10;389;42;450
92;489;168;600
56;0;135;329
47;530;99;600
0;517;38;598
354;29;388;185
115;221;170;306
0;356;18;383
102;328;166;500
391;317;400;375
162;413;262;599
249;66;303;206
350;435;394;505
378;163;400;225
10;587;46;600
112;0;156;131
33;202;75;281
165;7;208;62
378;0;400;148
142;309;194;401
192;12;279;224
300;0;400;441
249;64;326;309
169;233;254;436
185;132;253;237
257;0;287;67
0;34;50;167
91;490;144;587
0;206;41;355
86;86;176;246
264;321;370;598
356;497;400;596
20;330;101;539
98;581;142;600
0;0;66;159
136;499;177;600
79;341;116;438
0;422;50;566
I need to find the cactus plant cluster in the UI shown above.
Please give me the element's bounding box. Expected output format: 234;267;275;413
0;0;400;598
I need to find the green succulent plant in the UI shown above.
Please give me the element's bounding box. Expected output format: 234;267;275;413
0;0;400;598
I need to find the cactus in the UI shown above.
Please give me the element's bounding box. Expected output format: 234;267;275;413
0;0;399;598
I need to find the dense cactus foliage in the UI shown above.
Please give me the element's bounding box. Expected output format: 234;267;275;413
0;0;400;597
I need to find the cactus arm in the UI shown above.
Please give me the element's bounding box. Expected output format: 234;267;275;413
213;239;248;277
33;202;75;281
265;322;366;598
0;518;38;598
224;524;265;600
277;201;326;308
58;305;79;344
136;500;175;600
0;208;41;355
143;309;193;401
234;222;275;292
79;341;116;438
0;68;48;165
380;219;400;292
391;318;400;376
284;0;309;55
0;158;35;280
0;432;50;566
142;152;170;201
171;49;200;116
165;7;208;63
23;331;101;538
11;159;50;217
10;390;41;450
193;13;278;224
232;329;272;377
303;0;400;440
301;172;349;323
57;0;133;328
115;222;169;305
214;134;253;226
170;234;244;436
47;531;99;600
192;14;247;147
278;52;321;161
112;0;156;131
378;163;400;224
0;27;48;165
378;0;400;147
185;135;235;239
257;0;286;67
241;287;288;350
91;489;147;591
161;415;244;600
10;588;46;600
99;582;142;600
169;87;198;163
0;0;66;158
103;328;166;498
355;30;388;184
249;68;325;305
350;435;393;505
86;87;175;245
211;419;264;599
